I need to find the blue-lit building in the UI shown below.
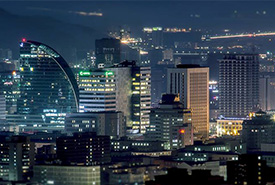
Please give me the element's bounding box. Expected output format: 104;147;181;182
14;39;79;132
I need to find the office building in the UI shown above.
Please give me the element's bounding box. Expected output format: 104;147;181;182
79;61;151;133
0;136;35;181
0;70;20;114
242;110;275;152
109;65;132;125
142;27;163;50
111;138;165;152
16;39;79;131
0;49;12;61
0;95;6;122
33;165;100;185
65;112;126;138
56;132;111;165
167;64;209;140
146;94;193;150
219;54;259;118
209;80;219;121
259;73;275;111
79;69;117;113
86;50;96;68
131;64;151;133
216;118;244;136
4;114;64;133
95;38;121;67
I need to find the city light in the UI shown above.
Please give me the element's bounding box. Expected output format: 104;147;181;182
79;71;91;76
2;2;275;185
179;129;185;134
202;32;275;41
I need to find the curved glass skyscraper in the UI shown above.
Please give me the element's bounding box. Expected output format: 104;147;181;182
15;39;78;132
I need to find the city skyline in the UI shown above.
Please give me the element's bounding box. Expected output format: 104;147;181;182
1;1;275;185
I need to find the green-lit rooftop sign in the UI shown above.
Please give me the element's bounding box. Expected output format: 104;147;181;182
153;27;162;31
105;71;114;76
79;71;91;76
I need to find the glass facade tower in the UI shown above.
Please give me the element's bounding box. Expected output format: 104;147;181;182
16;40;78;131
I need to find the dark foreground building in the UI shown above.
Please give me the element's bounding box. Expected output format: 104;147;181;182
227;154;266;185
146;168;225;185
0;135;35;182
56;132;111;165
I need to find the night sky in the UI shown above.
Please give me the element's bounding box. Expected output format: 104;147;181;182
1;1;275;61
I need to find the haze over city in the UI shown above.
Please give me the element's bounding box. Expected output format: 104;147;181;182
1;1;275;185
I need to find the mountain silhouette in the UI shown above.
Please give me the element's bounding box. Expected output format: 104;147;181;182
0;8;105;63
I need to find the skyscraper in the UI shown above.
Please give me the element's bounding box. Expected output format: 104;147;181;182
167;64;209;140
0;70;20;114
79;69;117;113
95;38;121;67
17;39;79;131
142;27;163;50
259;73;275;111
219;54;259;118
79;61;151;133
0;95;6;122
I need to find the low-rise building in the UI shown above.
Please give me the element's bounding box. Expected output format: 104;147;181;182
65;112;126;138
56;132;111;165
0;135;35;181
216;118;244;136
111;138;165;152
33;165;100;185
242;110;275;152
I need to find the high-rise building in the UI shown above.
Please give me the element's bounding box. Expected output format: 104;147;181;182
56;132;111;165
259;73;275;111
86;50;96;68
167;64;209;140
219;54;259;118
0;95;6;122
0;135;35;181
131;65;151;133
16;39;79;131
79;61;151;133
209;80;219;121
79;69;117;113
146;94;193;150
142;27;163;50
95;38;121;67
0;70;20;114
0;49;12;61
65;112;126;138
